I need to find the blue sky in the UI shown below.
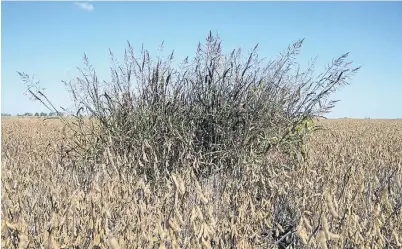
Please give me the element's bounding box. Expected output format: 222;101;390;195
2;2;401;118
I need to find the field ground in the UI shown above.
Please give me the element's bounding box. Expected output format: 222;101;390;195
1;117;402;248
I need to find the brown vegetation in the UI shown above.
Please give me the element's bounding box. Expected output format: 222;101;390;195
2;117;401;248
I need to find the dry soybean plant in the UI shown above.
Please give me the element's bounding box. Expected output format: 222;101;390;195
3;32;400;249
1;118;402;249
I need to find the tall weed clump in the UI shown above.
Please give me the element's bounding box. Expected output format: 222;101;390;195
19;32;359;182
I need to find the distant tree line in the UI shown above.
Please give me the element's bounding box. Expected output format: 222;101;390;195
1;112;64;117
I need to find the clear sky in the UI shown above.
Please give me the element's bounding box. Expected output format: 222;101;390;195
2;2;401;118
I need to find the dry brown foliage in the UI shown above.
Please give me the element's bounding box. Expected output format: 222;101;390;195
2;117;401;249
